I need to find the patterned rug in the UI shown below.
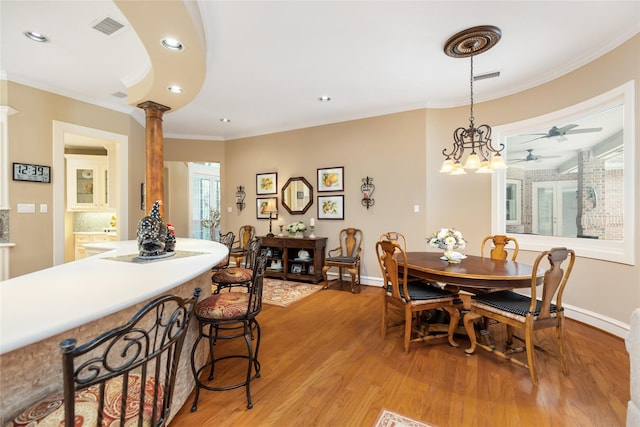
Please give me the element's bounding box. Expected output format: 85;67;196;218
262;278;323;307
373;409;433;427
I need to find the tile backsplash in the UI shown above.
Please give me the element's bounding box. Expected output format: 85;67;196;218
73;211;115;232
0;210;8;242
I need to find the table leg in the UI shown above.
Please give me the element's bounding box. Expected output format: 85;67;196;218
464;311;482;354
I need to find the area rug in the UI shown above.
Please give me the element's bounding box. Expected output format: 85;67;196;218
373;409;433;427
262;278;323;307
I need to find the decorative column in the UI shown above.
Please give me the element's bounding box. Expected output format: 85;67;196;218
137;101;171;218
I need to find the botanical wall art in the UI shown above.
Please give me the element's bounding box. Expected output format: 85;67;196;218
256;172;277;195
317;167;344;192
318;195;344;220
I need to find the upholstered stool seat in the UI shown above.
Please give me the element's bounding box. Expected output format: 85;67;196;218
211;237;261;294
196;292;252;319
7;374;162;426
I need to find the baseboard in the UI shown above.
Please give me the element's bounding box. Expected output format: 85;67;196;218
343;273;630;339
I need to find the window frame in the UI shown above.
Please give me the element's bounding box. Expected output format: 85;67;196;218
491;81;635;265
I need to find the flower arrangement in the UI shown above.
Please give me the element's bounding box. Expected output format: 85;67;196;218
427;228;466;250
287;221;307;233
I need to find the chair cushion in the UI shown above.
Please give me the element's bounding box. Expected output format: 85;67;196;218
472;290;560;321
230;247;245;254
211;267;252;284
386;281;457;302
196;293;249;320
7;374;162;426
326;256;357;264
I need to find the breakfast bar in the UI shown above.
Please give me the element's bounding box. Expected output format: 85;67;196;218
0;238;226;425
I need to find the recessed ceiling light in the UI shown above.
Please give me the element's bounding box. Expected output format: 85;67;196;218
24;31;48;42
161;38;183;51
220;118;231;123
167;85;184;94
318;96;331;102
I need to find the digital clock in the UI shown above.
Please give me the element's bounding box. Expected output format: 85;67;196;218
13;163;51;183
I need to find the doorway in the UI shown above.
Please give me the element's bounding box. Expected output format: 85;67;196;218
532;180;578;237
52;121;129;265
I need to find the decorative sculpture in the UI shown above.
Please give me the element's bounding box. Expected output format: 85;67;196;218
137;200;175;257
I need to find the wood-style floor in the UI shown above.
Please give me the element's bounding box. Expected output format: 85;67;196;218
171;284;629;427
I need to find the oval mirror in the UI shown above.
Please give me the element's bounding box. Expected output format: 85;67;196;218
281;176;313;215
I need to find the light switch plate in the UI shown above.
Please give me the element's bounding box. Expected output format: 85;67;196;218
17;203;36;213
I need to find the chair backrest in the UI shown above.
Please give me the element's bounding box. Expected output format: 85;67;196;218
338;228;363;258
247;248;269;318
217;231;235;268
481;234;520;261
529;247;575;319
379;232;407;252
237;225;256;250
376;239;410;302
242;237;263;269
60;288;201;427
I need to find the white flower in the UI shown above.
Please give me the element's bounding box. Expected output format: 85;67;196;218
287;221;307;233
427;228;466;250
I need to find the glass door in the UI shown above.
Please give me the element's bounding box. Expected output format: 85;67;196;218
188;163;221;240
532;180;578;237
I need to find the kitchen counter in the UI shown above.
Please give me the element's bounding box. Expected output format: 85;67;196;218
0;238;225;425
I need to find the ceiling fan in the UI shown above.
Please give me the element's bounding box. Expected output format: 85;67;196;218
509;149;562;164
521;124;603;143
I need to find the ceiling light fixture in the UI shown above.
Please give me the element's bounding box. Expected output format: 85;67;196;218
440;25;506;175
167;85;184;94
24;31;48;42
318;96;331;102
220;118;231;123
161;38;184;51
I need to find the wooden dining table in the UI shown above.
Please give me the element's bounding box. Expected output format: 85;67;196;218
399;251;543;293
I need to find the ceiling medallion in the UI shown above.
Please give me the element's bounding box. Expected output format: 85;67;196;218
444;25;501;58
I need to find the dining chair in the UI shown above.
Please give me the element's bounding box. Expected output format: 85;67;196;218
481;234;520;261
6;289;201;427
463;247;576;385
190;249;268;410
212;237;262;294
322;227;363;293
376;239;461;354
230;225;256;267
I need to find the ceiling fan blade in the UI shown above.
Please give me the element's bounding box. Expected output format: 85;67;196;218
565;127;603;134
557;124;579;133
520;135;547;144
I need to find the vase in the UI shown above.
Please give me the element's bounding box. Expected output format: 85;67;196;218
289;231;304;238
443;245;461;264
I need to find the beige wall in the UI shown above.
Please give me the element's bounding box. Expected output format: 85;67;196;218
3;34;639;328
5;82;144;276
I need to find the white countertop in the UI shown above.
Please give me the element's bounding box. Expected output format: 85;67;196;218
0;238;226;354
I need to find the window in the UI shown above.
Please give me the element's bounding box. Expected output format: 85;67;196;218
188;162;221;240
492;81;635;265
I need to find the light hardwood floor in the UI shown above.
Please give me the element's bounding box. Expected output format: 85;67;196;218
172;284;629;427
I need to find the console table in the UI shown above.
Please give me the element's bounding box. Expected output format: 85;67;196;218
261;236;326;283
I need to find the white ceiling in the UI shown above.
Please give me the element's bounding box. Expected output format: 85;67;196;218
1;1;639;141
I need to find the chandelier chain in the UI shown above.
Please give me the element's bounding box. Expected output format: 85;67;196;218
469;54;474;126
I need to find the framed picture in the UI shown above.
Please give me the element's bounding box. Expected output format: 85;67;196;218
318;195;344;220
257;172;277;194
291;264;302;274
317;167;344;192
256;197;278;219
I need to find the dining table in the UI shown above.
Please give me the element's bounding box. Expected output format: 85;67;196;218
399;251;543;293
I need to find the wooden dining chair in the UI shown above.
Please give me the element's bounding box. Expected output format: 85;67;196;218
322;227;363;293
463;247;576;385
481;234;520;261
376;239;460;354
230;225;256;267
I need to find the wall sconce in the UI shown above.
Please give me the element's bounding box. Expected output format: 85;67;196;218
361;176;375;209
236;185;246;211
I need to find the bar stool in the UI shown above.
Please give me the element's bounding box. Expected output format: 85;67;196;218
211;237;262;294
190;249;268;410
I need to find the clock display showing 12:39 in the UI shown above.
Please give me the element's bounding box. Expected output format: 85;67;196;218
13;162;51;183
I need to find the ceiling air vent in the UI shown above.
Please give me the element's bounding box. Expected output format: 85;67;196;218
473;71;501;81
111;91;127;99
92;17;125;36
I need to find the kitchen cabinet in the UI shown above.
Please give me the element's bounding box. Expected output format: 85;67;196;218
74;233;116;260
261;236;326;283
65;154;110;210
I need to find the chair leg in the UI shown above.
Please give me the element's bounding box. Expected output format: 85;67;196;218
464;312;482;354
403;309;412;354
348;267;359;293
556;317;569;376
381;299;388;339
243;322;255;409
525;323;538;385
443;307;460;348
321;266;331;289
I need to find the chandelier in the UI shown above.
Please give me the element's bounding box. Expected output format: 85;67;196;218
440;26;506;175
